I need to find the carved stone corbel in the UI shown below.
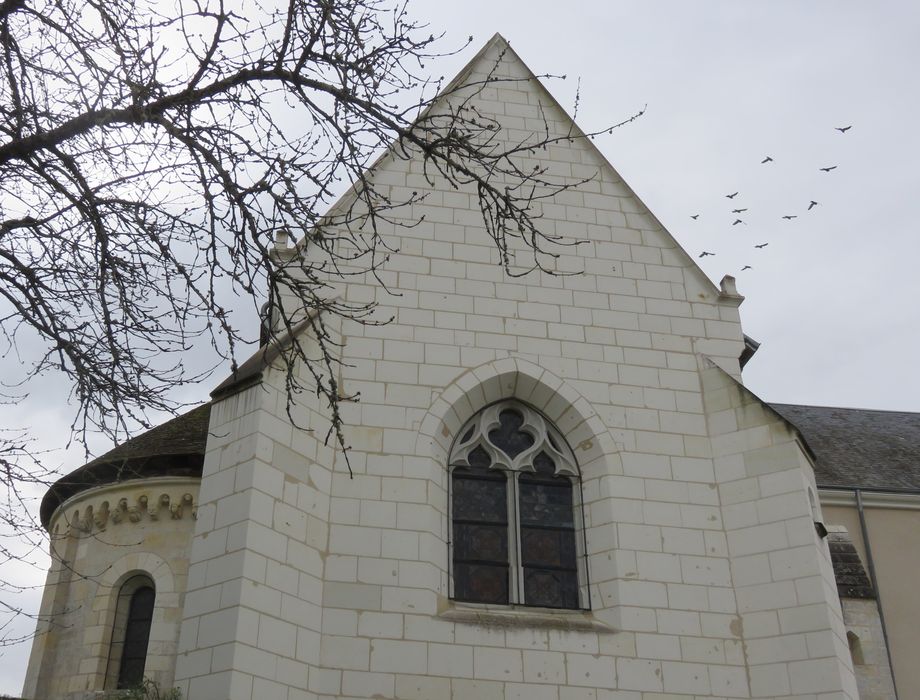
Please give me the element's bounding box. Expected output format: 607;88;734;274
93;501;110;529
56;483;198;533
130;495;146;523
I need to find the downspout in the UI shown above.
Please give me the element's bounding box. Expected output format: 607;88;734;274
854;488;899;699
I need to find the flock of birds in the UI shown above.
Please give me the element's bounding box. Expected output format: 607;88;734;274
692;125;852;271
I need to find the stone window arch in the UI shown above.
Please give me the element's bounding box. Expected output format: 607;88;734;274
105;573;156;689
448;400;588;609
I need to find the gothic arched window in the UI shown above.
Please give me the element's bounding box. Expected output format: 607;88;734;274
449;401;586;610
106;574;155;689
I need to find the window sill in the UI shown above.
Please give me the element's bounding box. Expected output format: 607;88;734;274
438;601;615;633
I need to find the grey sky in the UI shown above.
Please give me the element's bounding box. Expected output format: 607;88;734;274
2;1;919;692
413;0;920;411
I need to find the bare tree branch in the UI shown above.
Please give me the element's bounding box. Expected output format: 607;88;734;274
0;0;642;643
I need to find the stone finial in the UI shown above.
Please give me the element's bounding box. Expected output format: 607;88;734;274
274;228;290;251
719;275;745;304
720;275;739;296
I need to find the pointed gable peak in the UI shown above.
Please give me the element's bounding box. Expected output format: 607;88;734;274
299;33;722;298
438;32;530;96
438;35;722;296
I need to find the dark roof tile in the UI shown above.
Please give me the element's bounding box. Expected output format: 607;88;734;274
769;403;920;490
827;529;875;599
40;404;212;527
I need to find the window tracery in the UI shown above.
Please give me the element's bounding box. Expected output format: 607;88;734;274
449;400;585;610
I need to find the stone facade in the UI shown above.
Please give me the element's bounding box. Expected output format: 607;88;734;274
22;478;199;699
25;35;866;700
172;36;856;699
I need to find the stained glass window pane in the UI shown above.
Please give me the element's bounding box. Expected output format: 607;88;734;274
519;471;579;609
519;474;574;527
453;563;509;604
520;528;577;568
467;445;491;469
452;465;509;605
454;523;509;562
533;451;556;475
452;473;506;522
523;568;580;609
488;409;535;459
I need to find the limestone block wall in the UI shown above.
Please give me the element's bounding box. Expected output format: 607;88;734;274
701;362;859;699
173;35;863;700
174;327;337;699
22;477;199;700
284;38;758;695
315;356;751;699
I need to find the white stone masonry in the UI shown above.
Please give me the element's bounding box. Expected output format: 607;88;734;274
173;35;859;700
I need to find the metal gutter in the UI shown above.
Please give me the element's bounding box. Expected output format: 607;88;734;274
818;488;920;511
819;484;920;495
853;488;899;699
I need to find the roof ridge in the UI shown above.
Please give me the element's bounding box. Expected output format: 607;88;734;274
771;402;920;416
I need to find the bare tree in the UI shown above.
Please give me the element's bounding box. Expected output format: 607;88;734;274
0;0;641;644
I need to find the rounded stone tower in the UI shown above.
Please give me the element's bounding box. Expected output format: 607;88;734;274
22;405;211;700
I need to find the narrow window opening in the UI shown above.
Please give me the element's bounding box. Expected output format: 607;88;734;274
847;630;865;666
519;464;579;609
105;574;155;690
452;462;509;604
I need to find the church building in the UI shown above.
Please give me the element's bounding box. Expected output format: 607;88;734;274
21;35;919;700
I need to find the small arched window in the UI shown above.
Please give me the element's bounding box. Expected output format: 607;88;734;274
847;630;865;666
449;400;586;610
106;574;155;689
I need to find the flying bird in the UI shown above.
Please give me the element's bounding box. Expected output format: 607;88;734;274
731;208;748;214
699;251;715;258
782;215;797;220
726;192;739;199
741;265;752;271
808;200;819;211
820;166;838;172
732;219;745;226
755;243;769;249
690;214;700;220
761;156;773;164
836;126;852;133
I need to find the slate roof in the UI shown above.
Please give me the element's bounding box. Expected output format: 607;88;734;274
40;403;211;528
41;307;317;529
769;403;920;491
827;528;876;599
211;313;317;399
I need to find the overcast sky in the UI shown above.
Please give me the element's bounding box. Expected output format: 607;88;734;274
2;1;919;693
414;0;920;413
